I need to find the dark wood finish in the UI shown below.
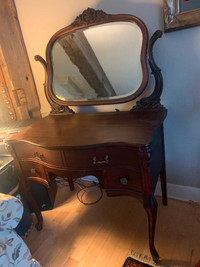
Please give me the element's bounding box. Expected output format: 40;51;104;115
160;123;168;206
35;55;75;115
36;8;149;109
133;30;164;110
35;9;164;115
5;8;168;264
6;109;167;263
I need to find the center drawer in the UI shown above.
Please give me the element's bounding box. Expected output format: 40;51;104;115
14;143;64;167
64;146;140;169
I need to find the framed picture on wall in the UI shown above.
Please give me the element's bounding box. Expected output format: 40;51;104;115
164;0;200;32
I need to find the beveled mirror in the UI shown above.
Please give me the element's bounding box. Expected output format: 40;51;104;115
35;8;163;113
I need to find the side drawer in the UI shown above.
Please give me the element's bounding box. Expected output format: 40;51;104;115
64;146;140;169
14;143;64;167
104;168;142;192
20;161;46;179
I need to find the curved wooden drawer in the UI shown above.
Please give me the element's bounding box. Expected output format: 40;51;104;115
104;168;142;192
14;143;64;167
64;146;140;169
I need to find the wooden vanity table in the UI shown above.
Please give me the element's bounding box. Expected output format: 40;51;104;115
5;8;167;263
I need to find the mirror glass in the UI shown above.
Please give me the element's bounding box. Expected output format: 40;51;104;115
51;21;143;102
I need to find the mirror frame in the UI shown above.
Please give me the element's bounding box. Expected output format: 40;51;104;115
44;8;149;107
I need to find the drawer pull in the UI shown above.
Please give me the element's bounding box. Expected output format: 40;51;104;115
93;155;109;164
120;177;128;185
30;168;37;174
33;152;44;160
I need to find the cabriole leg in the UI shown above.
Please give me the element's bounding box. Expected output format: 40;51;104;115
144;195;159;264
160;123;168;206
20;182;43;231
160;162;168;205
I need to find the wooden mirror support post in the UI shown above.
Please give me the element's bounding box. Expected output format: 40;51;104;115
5;8;167;264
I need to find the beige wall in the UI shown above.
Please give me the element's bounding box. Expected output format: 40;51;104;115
14;0;200;189
14;0;100;116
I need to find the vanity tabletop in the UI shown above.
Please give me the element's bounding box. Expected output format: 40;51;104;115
6;109;167;149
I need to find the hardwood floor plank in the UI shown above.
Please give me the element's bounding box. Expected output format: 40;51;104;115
108;201;146;266
63;257;79;267
76;197;122;267
24;185;200;267
186;201;200;266
153;198;184;265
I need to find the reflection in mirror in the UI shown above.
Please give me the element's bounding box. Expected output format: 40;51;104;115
51;22;143;101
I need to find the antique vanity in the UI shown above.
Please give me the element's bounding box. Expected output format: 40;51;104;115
5;8;167;263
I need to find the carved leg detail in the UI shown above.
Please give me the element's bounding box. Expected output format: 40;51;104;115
144;195;159;264
160;123;168;206
20;183;43;231
67;178;74;191
160;162;167;205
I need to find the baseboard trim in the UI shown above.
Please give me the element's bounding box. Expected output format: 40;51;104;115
155;181;200;203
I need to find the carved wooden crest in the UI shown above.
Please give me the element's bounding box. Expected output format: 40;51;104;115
73;8;109;26
50;104;74;115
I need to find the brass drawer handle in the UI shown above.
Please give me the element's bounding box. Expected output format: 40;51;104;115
33;152;44;160
30;168;38;174
93;155;109;164
120;177;128;185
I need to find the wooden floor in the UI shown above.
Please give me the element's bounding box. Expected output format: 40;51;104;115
24;184;200;267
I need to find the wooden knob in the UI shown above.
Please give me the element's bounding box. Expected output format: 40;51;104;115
120;177;128;185
30;168;37;174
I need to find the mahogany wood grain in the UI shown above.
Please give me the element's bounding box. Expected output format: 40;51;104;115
6;110;166;147
6;109;167;263
4;8;168;263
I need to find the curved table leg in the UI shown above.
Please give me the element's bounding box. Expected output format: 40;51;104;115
144;195;159;264
20;183;43;231
160;162;168;206
160;123;168;206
